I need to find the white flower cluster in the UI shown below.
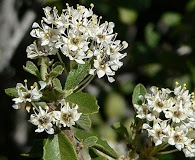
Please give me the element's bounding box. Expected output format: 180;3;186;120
29;100;81;134
26;4;128;82
12;80;81;134
134;83;195;157
12;80;46;110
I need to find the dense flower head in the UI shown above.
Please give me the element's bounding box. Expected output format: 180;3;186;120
134;82;195;157
26;4;128;82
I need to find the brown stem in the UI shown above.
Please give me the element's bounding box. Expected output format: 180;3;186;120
63;128;84;160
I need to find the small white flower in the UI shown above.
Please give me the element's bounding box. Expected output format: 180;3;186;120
168;125;189;150
29;106;54;134
164;100;187;123
59;31;90;64
174;85;191;102
30;22;60;46
12;80;46;109
134;104;149;120
92;21;115;44
42;6;59;24
26;41;58;59
53;101;82;128
134;104;157;121
89;55;115;82
183;140;195;157
144;119;170;146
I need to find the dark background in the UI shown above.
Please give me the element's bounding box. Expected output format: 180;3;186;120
1;0;195;159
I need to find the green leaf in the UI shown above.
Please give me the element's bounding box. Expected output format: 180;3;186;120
132;83;147;105
21;139;44;158
186;0;195;11
93;137;118;159
66;92;99;115
23;61;40;78
76;115;91;130
157;152;175;160
52;78;63;93
49;63;64;79
111;122;129;138
145;23;160;48
34;102;47;108
83;136;98;148
89;148;107;160
104;92;126;121
143;63;162;78
40;58;48;81
161;12;182;27
75;129;118;159
43;131;78;160
41;78;64;102
42;89;58;102
5;87;18;97
65;62;91;91
118;7;137;24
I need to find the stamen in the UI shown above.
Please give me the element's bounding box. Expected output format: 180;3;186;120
90;3;94;8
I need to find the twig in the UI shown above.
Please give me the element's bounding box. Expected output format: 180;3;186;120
63;128;84;160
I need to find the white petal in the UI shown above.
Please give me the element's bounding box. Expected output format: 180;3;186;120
97;70;105;78
89;69;96;75
53;111;61;120
93;60;100;69
13;97;23;103
39;106;46;115
74;112;82;121
105;66;113;73
111;65;119;71
39;81;46;90
55;42;63;48
107;76;115;83
175;144;183;151
174;86;181;95
143;123;150;129
168;138;175;145
108;22;115;28
30;30;37;37
41;39;50;46
32;22;40;28
75;59;85;64
12;104;20;109
43;6;52;13
69;45;78;51
35;128;44;133
46;128;54;134
154;139;162;146
45;123;54;134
